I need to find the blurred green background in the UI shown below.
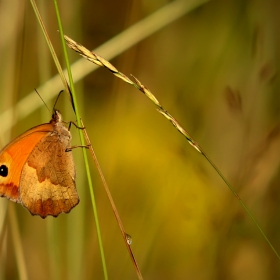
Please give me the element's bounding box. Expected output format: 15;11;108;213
1;0;280;279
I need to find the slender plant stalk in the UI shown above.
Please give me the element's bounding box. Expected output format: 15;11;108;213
9;206;28;280
80;119;144;280
29;0;73;107
64;35;280;261
52;1;108;279
30;1;109;279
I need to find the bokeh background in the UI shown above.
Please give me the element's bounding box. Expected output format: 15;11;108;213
1;0;280;279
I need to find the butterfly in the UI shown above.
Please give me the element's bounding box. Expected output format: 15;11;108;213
0;110;79;218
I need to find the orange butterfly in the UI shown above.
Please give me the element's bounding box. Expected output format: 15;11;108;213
0;110;79;218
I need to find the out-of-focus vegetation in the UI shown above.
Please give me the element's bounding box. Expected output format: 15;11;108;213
1;0;280;279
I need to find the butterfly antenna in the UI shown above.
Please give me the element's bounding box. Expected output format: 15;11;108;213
53;90;64;112
34;88;52;115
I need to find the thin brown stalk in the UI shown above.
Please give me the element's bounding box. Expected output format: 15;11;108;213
80;119;143;280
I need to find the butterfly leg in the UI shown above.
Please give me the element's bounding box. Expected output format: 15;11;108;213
65;144;91;152
67;121;85;131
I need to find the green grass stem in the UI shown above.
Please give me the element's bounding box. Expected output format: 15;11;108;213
53;1;108;280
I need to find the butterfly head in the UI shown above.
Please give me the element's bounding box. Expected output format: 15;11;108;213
51;109;63;124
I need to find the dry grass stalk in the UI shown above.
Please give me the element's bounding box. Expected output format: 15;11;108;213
64;35;280;260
